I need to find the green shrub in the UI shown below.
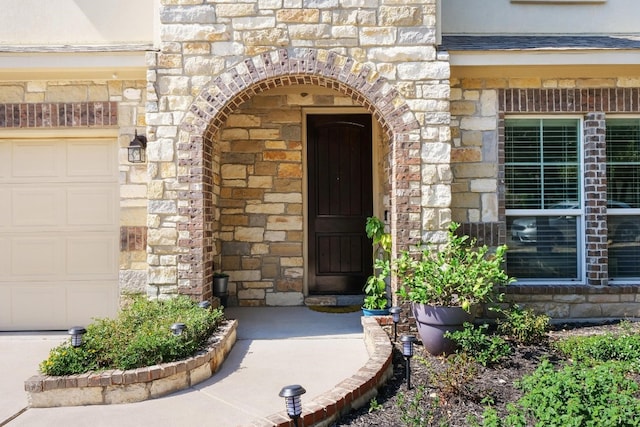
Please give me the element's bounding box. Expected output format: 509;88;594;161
513;359;640;427
555;330;640;367
446;323;511;367
40;296;224;375
497;305;549;345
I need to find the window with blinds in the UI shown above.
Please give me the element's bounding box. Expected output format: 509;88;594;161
606;119;640;279
505;118;582;281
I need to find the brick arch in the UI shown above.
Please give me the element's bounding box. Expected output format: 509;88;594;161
175;48;421;301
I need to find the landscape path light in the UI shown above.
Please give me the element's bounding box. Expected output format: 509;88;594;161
198;300;211;309
68;326;87;347
278;384;306;427
389;306;401;342
401;334;417;389
170;322;186;336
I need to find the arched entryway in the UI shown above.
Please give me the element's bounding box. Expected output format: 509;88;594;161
165;48;421;306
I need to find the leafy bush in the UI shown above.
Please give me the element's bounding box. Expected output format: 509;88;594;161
446;322;512;367
512;360;640;427
40;296;224;375
555;328;640;367
497;305;549;345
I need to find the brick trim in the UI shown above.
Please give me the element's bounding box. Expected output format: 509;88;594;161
0;102;118;128
173;48;423;298
120;226;147;252
499;88;640;113
25;320;237;407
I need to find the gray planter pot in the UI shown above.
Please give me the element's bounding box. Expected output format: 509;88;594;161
412;303;474;356
213;276;229;305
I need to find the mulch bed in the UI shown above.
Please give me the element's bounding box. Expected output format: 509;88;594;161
331;320;637;426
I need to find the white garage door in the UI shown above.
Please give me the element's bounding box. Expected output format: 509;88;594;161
0;133;119;330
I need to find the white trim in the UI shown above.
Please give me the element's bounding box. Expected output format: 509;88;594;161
504;116;586;284
449;50;639;67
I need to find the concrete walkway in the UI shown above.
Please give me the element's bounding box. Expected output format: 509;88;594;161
1;307;368;427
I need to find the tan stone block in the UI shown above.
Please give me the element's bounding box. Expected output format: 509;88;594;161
286;204;302;215
286;231;303;242
509;78;542;88
249;129;280;140
229;140;262;153
267;215;303;230
149;372;188;399
243;281;273;289
88;85;109;101
183;42;210;54
120;208;147;227
264;231;286;241
235;227;265;242
29;387;104;407
278;163;302;178
221;128;249;140
553;294;587;304
558;79;576;88
229;270;262;282
261;263;279;278
618;77;640;87
265;110;302;124
46;85;87;102
243;28;289;46
25;92;45;102
247;176;273;188
569;303;602;318
148;267;177;285
576;78;616;88
216;3;256;17
450;101;476;116
270;242;302;256
281;257;303;267
263;151;301;161
238;289;265;300
264;193;302;203
276;278;303;292
221;215;248;226
221;164;247;179
0;85;25;103
254;162;277;175
587;294;621;303
470;179;497;193
246;203;285;214
189;362;212;387
148;229;177;246
104;383;150;404
121;184;148;199
276;9;320;23
600;303;640;317
265;140;287;149
451;148;481;163
251;243;270;255
226;114;261;128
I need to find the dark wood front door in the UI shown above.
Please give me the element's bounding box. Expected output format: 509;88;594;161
307;114;373;294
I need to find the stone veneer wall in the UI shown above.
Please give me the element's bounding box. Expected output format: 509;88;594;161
147;0;452;305
0;79;149;298
451;76;640;318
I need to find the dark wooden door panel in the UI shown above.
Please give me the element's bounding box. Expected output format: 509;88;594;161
308;114;373;294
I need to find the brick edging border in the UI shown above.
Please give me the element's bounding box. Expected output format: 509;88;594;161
24;320;238;407
244;316;394;427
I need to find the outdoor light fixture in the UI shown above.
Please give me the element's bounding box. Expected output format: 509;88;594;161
198;300;211;309
170;322;186;336
68;326;87;347
389;306;401;342
279;384;306;427
127;130;147;163
400;334;417;389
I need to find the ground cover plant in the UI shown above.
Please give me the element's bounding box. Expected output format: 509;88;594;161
333;314;640;427
40;296;224;375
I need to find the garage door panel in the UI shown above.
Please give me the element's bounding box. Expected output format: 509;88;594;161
11;237;64;277
67;283;119;325
10;285;67;330
0;188;9;228
0;286;10;327
12;140;63;179
0;142;9;179
67;186;117;226
0;238;8;279
67;235;118;278
12;187;65;227
67;140;116;178
1;135;119;330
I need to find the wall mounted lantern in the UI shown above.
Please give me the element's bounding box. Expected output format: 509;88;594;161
279;384;306;427
128;130;147;163
68;326;87;347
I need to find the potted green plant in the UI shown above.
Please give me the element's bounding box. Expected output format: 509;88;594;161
396;222;512;354
362;216;391;316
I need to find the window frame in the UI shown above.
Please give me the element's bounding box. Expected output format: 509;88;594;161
504;115;586;284
605;115;640;283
